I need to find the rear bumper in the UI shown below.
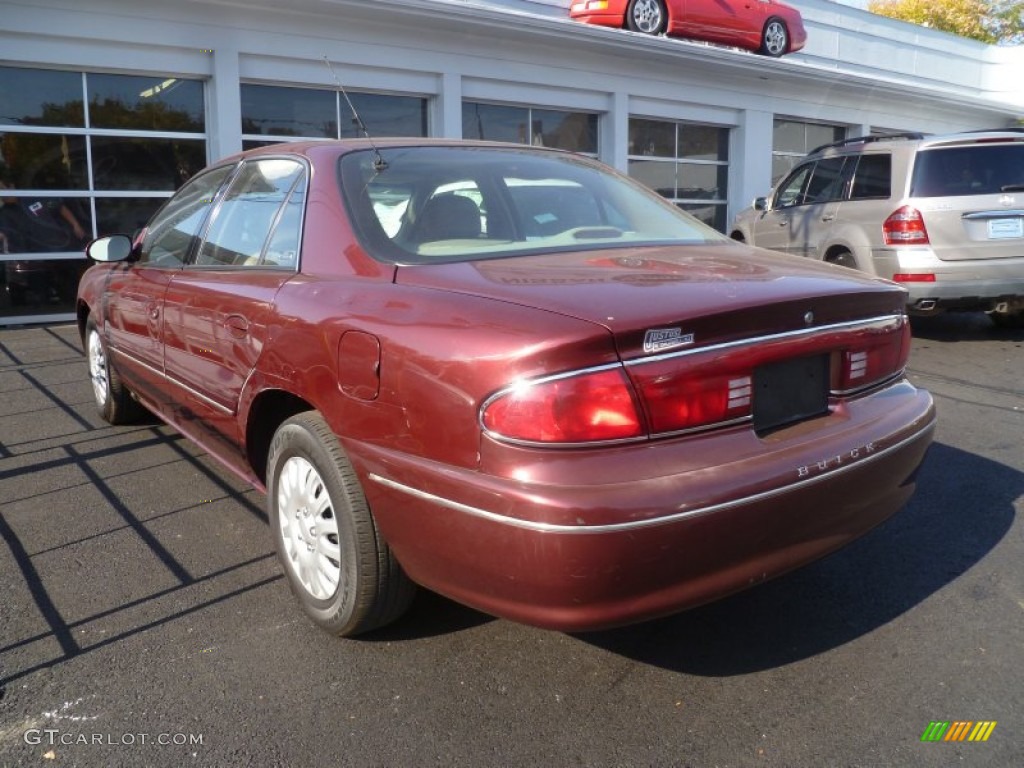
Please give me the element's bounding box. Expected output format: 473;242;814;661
872;247;1024;311
353;381;935;632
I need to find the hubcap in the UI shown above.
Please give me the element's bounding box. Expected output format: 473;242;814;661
277;456;341;600
632;0;663;35
764;21;787;55
87;329;110;407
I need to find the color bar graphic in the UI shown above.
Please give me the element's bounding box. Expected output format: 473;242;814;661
920;721;996;742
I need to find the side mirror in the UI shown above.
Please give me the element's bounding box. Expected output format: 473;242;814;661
86;234;133;263
753;196;768;212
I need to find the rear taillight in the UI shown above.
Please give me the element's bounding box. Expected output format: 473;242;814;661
883;205;930;245
483;317;911;445
837;317;911;392
892;273;936;283
634;369;753;433
481;367;644;444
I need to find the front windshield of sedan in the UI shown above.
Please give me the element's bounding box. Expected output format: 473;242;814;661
338;146;729;264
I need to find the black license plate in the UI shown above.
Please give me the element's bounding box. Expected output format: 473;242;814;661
753;355;829;433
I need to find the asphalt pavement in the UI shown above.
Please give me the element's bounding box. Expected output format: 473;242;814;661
0;316;1021;767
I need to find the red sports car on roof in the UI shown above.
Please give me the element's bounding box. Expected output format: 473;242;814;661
78;139;932;637
570;0;807;57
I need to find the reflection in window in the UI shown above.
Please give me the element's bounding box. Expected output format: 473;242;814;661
772;119;845;183
141;165;234;267
0;66;83;127
0;258;90;317
95;198;166;240
628;118;729;231
240;84;427;141
89;74;205;132
0;134;88;190
91;136;206;191
0;187;91;254
196;159;305;267
0;65;208;284
462;103;598;154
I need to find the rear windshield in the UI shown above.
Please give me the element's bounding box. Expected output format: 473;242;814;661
338;146;728;264
910;142;1024;198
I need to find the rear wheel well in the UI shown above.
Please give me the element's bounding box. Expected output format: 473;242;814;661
246;390;317;484
730;231;745;242
824;246;857;269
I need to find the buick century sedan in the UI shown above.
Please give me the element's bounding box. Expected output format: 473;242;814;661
78;140;935;636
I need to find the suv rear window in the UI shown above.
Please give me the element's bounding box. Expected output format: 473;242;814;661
910;143;1024;198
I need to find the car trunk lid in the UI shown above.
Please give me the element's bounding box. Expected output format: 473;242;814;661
395;242;907;360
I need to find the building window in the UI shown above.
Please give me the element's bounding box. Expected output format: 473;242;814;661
462;103;598;154
627;118;729;232
240;84;428;149
772;119;845;183
0;66;207;321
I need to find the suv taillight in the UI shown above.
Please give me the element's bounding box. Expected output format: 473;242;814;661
883;205;929;245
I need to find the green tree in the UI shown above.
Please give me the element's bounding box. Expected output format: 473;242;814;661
867;0;1024;44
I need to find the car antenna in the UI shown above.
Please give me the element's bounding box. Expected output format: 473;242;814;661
322;55;388;172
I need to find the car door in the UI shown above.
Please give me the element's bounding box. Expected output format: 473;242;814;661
786;155;850;259
750;157;849;259
678;0;750;44
748;161;813;255
160;157;307;461
102;164;236;405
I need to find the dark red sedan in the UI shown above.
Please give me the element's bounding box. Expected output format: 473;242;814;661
78;140;933;637
570;0;806;57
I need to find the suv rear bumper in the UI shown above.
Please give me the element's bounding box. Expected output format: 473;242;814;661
872;248;1024;311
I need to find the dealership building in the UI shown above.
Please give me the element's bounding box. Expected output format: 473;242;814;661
1;0;1022;326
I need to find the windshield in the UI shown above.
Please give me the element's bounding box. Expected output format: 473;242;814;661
338;146;728;264
910;142;1024;198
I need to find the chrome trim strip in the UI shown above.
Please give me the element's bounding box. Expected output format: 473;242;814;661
368;415;935;535
830;369;906;397
624;314;904;368
962;210;1024;220
110;347;234;415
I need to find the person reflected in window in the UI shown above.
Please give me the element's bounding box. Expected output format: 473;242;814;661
0;167;87;253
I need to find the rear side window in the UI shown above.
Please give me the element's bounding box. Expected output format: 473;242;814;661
849;154;891;200
910;143;1024;198
196;158;305;267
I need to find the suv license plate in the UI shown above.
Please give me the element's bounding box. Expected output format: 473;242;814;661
987;218;1023;239
753;355;829;433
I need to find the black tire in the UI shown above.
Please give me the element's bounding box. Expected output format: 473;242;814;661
626;0;667;35
730;231;745;243
759;18;789;57
85;317;143;424
827;249;858;270
990;309;1024;329
267;412;415;637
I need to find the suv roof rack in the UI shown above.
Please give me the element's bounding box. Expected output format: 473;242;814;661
958;127;1024;134
810;132;927;155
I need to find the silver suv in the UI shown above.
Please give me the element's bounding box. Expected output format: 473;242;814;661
730;130;1024;327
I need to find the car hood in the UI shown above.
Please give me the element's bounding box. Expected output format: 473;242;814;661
395;243;907;356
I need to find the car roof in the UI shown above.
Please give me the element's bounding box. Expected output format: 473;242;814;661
221;138;574;165
810;128;1024;158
